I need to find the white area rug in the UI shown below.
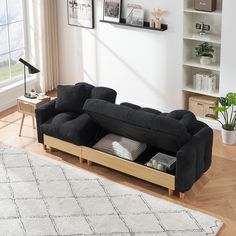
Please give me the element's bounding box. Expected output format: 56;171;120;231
0;144;223;236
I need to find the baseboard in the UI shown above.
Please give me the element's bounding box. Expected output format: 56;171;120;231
0;99;18;112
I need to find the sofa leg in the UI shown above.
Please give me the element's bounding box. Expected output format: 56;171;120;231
168;189;174;196
47;147;54;153
179;193;185;199
80;158;84;164
87;160;93;167
43;144;47;150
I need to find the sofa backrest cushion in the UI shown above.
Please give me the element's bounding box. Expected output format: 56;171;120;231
55;84;93;114
55;83;117;114
91;87;117;103
83;99;193;153
121;102;162;115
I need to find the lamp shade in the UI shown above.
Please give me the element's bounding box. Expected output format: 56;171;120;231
19;58;40;99
19;58;40;74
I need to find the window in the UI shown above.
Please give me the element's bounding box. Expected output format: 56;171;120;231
0;0;26;86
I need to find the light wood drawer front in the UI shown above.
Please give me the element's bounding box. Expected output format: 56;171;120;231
44;135;82;158
189;96;217;118
189;100;205;117
82;147;175;190
189;100;216;118
204;105;215;116
18;102;34;114
44;135;175;190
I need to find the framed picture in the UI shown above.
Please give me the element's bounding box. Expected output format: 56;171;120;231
67;0;94;28
103;0;122;23
126;4;144;27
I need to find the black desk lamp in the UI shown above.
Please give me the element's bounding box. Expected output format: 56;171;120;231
19;58;40;99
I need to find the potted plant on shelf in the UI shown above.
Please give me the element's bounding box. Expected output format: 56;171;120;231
206;92;236;145
195;42;214;65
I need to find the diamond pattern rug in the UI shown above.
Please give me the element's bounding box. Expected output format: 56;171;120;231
0;144;223;236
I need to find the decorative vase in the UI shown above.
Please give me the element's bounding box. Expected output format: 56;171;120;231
221;128;236;145
155;19;161;29
200;56;212;65
150;19;155;28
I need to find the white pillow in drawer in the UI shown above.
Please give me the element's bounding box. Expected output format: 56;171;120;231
93;133;147;161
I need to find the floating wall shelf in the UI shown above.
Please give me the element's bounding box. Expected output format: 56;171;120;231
100;18;168;32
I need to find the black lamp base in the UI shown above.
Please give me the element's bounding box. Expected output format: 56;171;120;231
24;93;37;99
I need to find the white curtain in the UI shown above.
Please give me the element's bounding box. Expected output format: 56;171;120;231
27;0;59;92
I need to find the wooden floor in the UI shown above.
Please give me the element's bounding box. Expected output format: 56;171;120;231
0;105;236;235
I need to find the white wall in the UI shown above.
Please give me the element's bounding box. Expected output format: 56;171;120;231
57;0;183;111
0;79;36;112
57;0;236;111
220;1;236;95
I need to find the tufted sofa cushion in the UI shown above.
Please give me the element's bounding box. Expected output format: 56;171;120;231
121;102;162;115
83;99;195;153
55;84;92;114
55;83;117;115
40;113;103;146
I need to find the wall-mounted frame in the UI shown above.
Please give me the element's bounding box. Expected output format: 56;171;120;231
67;0;94;29
103;0;122;23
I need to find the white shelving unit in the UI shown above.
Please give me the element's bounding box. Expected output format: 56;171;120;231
183;34;221;44
183;59;220;71
184;8;222;16
183;87;219;98
182;0;223;125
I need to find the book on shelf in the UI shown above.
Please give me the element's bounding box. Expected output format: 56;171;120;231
193;73;217;94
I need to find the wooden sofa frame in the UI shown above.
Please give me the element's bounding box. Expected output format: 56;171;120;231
43;134;185;198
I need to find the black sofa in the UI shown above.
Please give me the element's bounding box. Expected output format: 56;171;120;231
83;99;213;193
36;82;213;195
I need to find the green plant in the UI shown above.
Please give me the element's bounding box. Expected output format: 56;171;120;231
195;42;214;58
206;92;236;131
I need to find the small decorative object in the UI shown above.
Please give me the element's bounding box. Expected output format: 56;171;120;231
146;162;152;167
103;0;122;23
150;19;155;28
196;22;210;35
206;92;236;145
126;4;144;26
150;8;165;29
38;93;46;100
67;0;94;28
195;42;214;65
30;89;37;98
152;159;158;169
146;153;176;173
194;0;217;12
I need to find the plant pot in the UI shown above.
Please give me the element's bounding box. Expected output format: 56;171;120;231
200;56;212;65
221;128;236;145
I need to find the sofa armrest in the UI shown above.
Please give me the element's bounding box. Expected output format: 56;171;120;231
175;126;213;193
35;99;56;143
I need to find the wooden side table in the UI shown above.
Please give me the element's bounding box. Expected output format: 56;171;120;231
17;96;50;136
